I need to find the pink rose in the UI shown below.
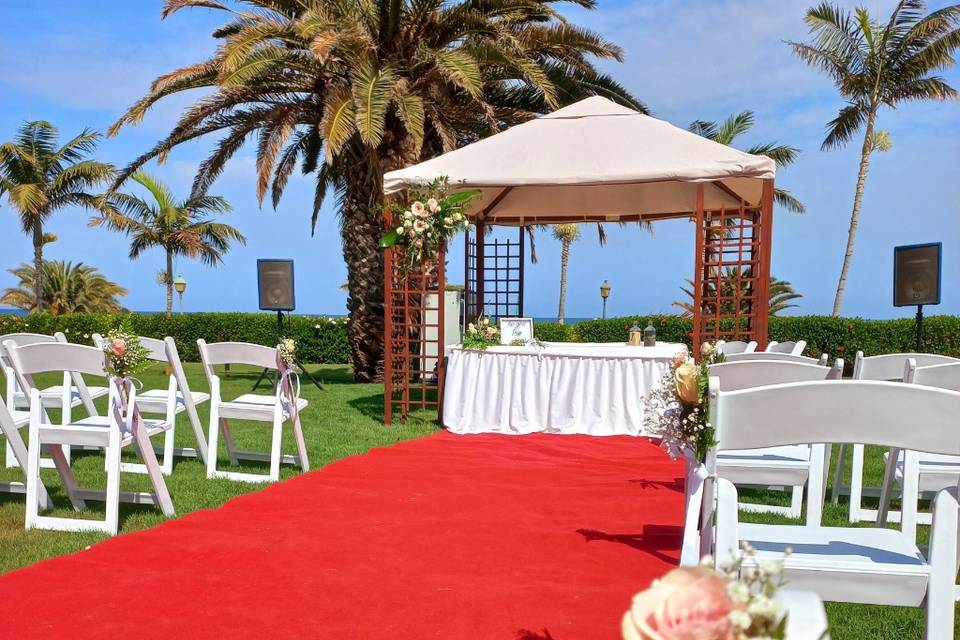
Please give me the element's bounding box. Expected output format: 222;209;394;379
671;352;687;369
111;338;127;357
622;567;738;640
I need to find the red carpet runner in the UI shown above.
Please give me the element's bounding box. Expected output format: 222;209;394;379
0;433;683;639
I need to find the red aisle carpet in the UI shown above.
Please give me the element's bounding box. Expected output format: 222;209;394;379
0;433;683;639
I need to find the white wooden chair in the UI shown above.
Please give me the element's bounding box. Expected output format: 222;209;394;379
92;334;209;474
707;378;960;639
765;340;807;356
708;358;842;524
717;340;757;356
0;394;53;510
198;340;309;483
724;350;829;367
834;351;960;522
4;340;175;534
1;332;109;469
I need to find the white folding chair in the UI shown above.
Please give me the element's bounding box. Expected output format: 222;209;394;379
198;340;309;483
1;332;109;469
0;394;53;510
717;340;757;356
834;351;960;522
765;340;807;356
708;358;842;524
707;378;960;640
92;334;209;474
5;340;175;534
724;350;829;367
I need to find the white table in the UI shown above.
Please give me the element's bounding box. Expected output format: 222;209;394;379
443;341;686;436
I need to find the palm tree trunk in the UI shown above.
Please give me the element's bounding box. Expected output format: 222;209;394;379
32;223;43;313
557;237;571;324
165;250;174;318
832;112;876;316
343;162;386;383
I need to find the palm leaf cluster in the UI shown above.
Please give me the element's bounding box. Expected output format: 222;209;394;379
1;261;127;315
111;0;643;380
674;269;802;318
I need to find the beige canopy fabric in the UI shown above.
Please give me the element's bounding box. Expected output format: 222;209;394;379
382;96;776;225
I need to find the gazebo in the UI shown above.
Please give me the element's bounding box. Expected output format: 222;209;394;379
382;96;776;423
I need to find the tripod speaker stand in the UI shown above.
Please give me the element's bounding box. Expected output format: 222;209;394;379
252;310;323;391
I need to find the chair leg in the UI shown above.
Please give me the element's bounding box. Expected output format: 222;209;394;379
104;437;121;536
219;418;239;466
206;402;220;479
831;443;847;505
268;411;284;482
48;444;86;511
160;418;175;476
806;444;825;528
291;414;309;472
185;400;209;465
3;424;52;511
876;447;900;527
134;425;175;517
849;444;866;522
24;419;42;530
789;486;804;520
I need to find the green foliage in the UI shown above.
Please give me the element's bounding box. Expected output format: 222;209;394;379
1;260;127;314
573;316;695;345
532;322;578;342
0;313;350;364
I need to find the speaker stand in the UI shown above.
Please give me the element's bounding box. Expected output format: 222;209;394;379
914;304;925;352
252;310;324;392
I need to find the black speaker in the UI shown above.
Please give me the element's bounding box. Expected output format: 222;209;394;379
893;243;941;307
257;259;296;311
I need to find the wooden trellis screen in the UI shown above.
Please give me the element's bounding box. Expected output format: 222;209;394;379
691;182;773;355
464;224;525;323
383;209;446;425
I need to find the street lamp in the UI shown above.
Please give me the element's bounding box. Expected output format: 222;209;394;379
599;279;611;319
173;275;187;315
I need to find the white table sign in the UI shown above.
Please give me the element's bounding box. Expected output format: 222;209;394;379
498;317;534;345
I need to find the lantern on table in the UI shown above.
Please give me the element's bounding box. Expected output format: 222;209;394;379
643;323;656;347
628;324;643;346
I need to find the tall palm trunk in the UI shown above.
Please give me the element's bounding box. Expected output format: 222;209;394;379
556;237;571;324
32;223;43;313
343;159;386;383
832;111;876;316
165;249;174;318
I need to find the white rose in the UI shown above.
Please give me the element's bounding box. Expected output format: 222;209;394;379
403;211;413;220
411;201;426;216
395;226;404;234
728;610;752;630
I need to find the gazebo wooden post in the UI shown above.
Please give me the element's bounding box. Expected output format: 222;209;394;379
692;184;706;357
517;226;525;316
435;246;446;421
754;179;775;349
383;196;395;425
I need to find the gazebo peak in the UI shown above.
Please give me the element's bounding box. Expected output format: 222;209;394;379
540;96;640;119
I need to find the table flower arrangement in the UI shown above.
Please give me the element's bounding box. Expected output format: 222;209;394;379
462;316;500;350
643;342;724;462
379;177;479;271
101;325;150;379
622;545;791;640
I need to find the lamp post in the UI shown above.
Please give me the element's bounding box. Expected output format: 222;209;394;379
173;275;187;315
600;280;611;319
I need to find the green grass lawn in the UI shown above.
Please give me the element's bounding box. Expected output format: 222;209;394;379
0;363;954;638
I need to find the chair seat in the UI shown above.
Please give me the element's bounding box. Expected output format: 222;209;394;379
9;409;29;428
219;393;309;420
135;389;210;413
739;522;929;607
890;451;960;492
718;445;811;485
14;385;109;409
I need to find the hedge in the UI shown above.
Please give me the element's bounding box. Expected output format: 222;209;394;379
0;313;350;364
2;312;957;366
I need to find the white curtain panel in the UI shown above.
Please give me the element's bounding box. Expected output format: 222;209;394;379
443;343;684;436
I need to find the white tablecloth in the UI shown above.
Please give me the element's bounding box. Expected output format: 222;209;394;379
443;342;686;436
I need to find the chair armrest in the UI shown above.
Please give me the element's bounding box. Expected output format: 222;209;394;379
715;478;741;568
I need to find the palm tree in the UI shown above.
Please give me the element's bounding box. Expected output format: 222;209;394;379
674;270;802;317
688;111;803;213
0;121;114;312
788;1;960;315
108;0;642;382
552;224;581;324
91;171;245;317
1;261;127;314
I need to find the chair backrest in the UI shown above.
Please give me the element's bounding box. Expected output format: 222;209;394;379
717;340;757;356
0;333;56;367
908;360;960;392
3;341;108;379
853;351;960;381
765;340;806;356
91;333;166;362
722;351;829;367
709;358;842;392
197;340;277;381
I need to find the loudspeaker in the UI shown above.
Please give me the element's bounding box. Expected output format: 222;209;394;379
257;259;296;311
893;243;941;307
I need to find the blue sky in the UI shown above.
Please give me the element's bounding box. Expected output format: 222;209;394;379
0;0;957;319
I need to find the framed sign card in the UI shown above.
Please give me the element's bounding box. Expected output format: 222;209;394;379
499;317;534;346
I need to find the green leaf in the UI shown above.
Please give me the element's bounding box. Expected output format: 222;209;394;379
443;189;481;206
379;228;400;248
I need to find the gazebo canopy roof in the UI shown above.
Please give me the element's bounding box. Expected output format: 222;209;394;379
383;96;776;225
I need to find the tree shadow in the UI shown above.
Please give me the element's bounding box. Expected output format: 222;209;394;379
577;525;682;565
347;392;387;421
628;477;684;491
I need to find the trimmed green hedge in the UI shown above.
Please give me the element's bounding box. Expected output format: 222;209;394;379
0;313;350;364
2;312;957;366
